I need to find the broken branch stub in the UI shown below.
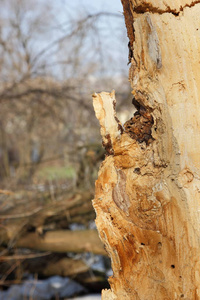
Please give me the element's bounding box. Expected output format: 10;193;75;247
92;91;123;155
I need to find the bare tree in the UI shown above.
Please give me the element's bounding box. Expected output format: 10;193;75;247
0;0;130;186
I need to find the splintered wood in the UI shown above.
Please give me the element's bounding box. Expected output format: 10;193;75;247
92;1;200;299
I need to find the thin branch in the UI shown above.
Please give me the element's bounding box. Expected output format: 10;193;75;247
0;206;43;219
0;189;14;195
31;12;123;66
0;86;92;110
0;252;51;261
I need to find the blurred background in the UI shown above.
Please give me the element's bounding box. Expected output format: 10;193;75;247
0;0;132;299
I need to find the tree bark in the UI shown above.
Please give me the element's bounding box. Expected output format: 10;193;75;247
92;1;200;299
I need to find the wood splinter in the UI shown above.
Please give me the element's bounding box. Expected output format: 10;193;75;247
92;91;124;155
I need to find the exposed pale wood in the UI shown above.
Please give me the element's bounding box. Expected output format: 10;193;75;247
92;2;200;299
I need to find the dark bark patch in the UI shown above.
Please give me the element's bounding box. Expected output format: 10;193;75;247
114;115;124;135
121;0;135;64
103;134;114;155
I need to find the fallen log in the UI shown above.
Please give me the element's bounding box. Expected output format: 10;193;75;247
0;191;94;245
16;230;106;255
41;257;89;277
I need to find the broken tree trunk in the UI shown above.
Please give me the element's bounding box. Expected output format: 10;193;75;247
92;1;200;299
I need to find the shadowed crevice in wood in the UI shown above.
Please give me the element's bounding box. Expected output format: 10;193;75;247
124;96;154;145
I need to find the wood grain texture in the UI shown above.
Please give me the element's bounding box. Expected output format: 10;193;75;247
92;1;200;299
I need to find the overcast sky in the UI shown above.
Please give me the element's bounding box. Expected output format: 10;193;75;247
65;0;123;14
